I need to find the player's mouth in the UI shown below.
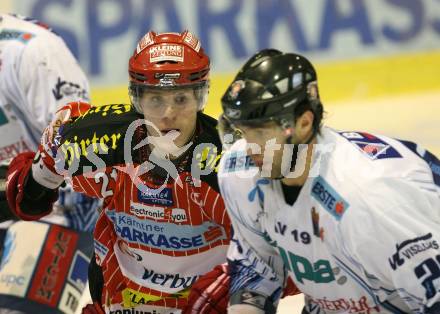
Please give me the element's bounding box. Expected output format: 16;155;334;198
160;128;180;136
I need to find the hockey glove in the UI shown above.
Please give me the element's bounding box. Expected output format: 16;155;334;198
81;302;105;314
183;263;229;314
6;151;59;220
0;159;18;222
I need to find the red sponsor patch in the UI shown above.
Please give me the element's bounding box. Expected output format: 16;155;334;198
149;44;184;63
27;225;79;307
136;32;154;54
182;31;201;52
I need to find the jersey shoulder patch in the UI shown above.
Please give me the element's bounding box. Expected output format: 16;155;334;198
58;104;139;174
337;131;402;160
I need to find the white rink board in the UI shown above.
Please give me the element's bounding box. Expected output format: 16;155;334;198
325;90;440;156
279;294;305;313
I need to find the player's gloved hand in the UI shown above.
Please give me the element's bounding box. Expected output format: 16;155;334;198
282;277;301;297
183;263;229;314
0;158;18;222
81;302;105;314
6;151;59;220
6;152;35;220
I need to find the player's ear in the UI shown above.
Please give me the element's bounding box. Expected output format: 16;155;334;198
294;110;314;143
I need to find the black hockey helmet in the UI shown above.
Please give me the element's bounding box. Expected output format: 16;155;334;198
220;49;323;143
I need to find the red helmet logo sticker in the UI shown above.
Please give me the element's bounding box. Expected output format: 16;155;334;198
149;44;184;63
183;31;201;52
136;32;155;54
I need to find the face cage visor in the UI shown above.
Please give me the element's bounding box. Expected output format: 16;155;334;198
218;113;296;149
129;81;209;118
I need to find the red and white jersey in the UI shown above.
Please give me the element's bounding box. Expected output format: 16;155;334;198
31;102;230;313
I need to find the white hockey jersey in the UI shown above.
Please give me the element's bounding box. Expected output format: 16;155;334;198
219;127;440;314
0;13;89;155
0;13;99;230
0;15;98;314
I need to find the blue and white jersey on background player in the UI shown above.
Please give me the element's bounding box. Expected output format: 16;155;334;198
219;126;440;314
0;13;100;314
0;13;100;230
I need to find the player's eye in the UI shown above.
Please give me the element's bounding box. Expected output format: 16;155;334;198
174;94;188;105
150;96;163;107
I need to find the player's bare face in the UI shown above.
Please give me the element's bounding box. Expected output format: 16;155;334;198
238;121;289;178
139;89;198;149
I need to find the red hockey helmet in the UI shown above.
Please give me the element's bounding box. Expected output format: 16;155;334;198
128;30;210;114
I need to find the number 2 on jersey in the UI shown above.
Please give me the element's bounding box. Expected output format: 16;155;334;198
94;169;117;198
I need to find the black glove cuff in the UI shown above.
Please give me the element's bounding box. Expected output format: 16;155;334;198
88;255;104;302
20;171;58;215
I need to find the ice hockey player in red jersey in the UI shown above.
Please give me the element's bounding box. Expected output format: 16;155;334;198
6;30;231;314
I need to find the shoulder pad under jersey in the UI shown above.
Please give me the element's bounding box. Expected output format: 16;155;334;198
57;104;141;175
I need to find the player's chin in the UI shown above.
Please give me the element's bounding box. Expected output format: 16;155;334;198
174;133;192;148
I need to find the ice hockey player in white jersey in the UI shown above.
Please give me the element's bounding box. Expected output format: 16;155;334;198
0;14;89;154
0;13;99;229
217;49;440;314
0;14;99;313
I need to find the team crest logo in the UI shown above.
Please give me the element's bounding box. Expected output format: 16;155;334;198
229;80;245;100
355;141;389;159
338;131;402;160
